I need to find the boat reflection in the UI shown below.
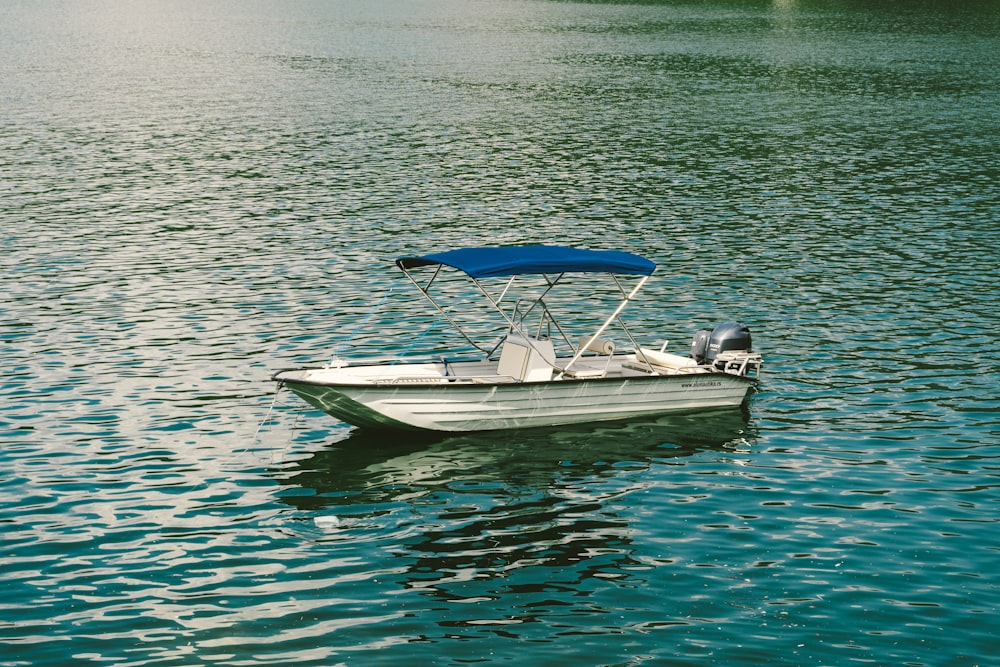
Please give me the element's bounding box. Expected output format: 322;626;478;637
275;406;757;511
273;408;757;618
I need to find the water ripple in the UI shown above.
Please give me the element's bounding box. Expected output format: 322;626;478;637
2;0;999;665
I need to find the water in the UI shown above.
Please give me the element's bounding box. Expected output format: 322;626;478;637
2;0;998;665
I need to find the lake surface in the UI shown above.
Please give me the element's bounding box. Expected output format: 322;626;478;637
2;1;998;665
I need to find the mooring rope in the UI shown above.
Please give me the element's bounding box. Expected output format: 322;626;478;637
327;287;394;367
251;382;284;444
395;313;445;361
393;286;481;361
241;382;307;466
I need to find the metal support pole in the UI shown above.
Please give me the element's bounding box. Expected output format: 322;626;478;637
556;275;649;378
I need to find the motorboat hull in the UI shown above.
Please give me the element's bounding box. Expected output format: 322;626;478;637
274;363;756;432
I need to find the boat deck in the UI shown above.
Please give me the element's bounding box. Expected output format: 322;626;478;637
276;352;749;388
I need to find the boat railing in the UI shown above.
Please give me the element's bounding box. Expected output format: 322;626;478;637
623;348;762;379
714;351;763;378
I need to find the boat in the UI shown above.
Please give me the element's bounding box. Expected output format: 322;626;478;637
271;245;762;432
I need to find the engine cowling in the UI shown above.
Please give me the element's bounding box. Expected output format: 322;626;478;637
690;321;752;366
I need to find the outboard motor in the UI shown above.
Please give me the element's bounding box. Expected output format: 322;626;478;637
706;321;752;367
689;329;712;364
690;321;752;366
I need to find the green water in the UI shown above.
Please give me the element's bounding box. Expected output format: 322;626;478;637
2;1;998;665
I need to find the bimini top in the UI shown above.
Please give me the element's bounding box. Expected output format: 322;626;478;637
396;245;656;279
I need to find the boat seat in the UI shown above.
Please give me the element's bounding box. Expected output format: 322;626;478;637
635;348;698;371
559;363;607;379
498;333;555;382
558;336;616;378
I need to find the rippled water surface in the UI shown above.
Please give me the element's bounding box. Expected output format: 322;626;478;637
2;1;998;665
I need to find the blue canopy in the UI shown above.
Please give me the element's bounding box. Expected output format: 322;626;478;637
396;245;656;279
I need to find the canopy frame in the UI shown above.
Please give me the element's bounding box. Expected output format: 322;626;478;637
395;245;656;376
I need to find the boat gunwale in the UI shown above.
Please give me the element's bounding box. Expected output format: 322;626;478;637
271;366;759;390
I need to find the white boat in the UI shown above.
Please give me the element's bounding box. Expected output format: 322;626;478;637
272;245;762;432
